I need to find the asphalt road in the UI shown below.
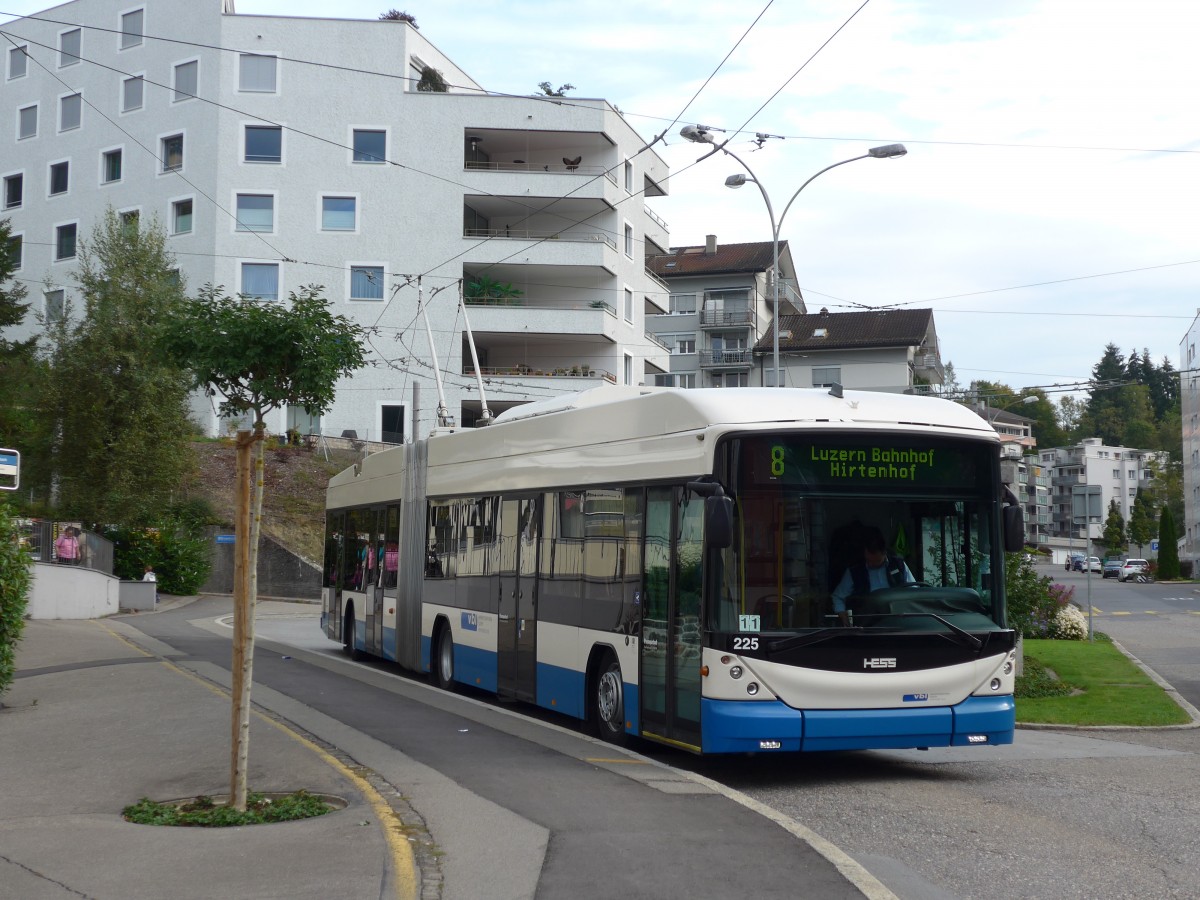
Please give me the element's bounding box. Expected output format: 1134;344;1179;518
161;587;1200;900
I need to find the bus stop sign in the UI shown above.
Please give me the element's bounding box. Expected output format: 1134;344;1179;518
0;448;18;491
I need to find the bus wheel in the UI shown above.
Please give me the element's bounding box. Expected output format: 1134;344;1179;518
344;608;363;661
594;653;627;745
433;626;455;691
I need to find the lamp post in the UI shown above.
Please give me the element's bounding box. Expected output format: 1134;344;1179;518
680;126;906;388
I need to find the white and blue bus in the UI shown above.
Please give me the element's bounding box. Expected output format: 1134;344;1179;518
322;386;1023;754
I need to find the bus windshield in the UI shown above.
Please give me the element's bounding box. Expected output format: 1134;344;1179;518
712;432;1007;635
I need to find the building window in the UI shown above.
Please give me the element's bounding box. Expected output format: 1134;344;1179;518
669;293;696;315
120;9;144;49
55;223;77;260
352;129;386;163
624;223;634;257
59;28;81;68
321;196;356;231
171;198;193;234
18;104;37;140
1128;469;1136;478
59;93;82;131
624;160;633;192
239;53;277;92
8;45;27;80
6;233;21;270
3;173;22;209
624;288;633;323
661;333;695;354
1112;469;1119;479
241;263;279;301
122;76;144;112
49;161;69;196
714;372;748;388
381;405;404;444
102;149;122;184
235;194;274;232
173;60;198;102
45;289;65;322
811;366;841;387
244;126;282;163
161;134;183;172
350;265;385;301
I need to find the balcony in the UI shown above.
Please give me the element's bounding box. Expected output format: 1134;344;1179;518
466;364;618;384
464;226;616;250
699;349;753;369
699;308;755;328
463;128;618;186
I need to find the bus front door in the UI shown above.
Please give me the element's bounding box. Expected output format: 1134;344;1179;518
498;496;539;702
640;486;703;751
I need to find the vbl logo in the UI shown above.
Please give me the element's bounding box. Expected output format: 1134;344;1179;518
461;612;479;631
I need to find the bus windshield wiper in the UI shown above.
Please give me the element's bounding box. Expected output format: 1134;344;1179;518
874;613;984;650
767;628;847;652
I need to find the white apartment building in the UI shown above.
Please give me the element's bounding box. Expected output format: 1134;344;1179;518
1180;311;1200;568
1038;438;1166;542
2;0;671;441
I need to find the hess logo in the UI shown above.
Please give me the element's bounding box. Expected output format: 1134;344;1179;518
863;657;897;669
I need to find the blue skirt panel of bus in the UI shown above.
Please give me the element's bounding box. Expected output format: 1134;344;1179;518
535;662;586;719
701;695;1015;753
418;636;498;693
381;627;397;662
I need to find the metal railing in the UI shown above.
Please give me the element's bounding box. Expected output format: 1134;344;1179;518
699;308;755;327
464;228;616;249
698;349;753;368
22;520;113;574
644;331;670;351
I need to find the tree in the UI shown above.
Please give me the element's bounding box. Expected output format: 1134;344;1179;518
416;65;447;92
37;210;194;526
1057;394;1083;438
162;284;366;811
0;219;39;462
1157;505;1179;580
537;81;575;97
1128;489;1155;556
1100;499;1126;555
0;502;33;697
378;9;417;26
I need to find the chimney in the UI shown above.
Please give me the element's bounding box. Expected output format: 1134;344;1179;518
820;307;829;316
704;234;717;255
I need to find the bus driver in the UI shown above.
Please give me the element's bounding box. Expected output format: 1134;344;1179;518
830;527;914;624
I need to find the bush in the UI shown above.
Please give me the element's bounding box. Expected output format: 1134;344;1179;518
0;502;34;695
103;502;214;595
1052;603;1088;640
1005;553;1067;638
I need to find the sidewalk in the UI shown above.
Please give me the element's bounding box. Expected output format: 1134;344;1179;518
0;618;399;900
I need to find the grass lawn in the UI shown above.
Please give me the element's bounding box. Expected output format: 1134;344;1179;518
1017;637;1191;727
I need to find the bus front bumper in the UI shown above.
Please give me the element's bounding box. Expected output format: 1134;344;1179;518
700;695;1015;754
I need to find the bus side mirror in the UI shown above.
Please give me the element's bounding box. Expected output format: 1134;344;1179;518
1002;485;1024;553
686;479;733;549
706;495;733;549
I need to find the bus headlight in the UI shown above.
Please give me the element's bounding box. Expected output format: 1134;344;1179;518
746;682;759;696
729;665;743;679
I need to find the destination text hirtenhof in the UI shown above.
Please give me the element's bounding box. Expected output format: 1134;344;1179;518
812;446;936;481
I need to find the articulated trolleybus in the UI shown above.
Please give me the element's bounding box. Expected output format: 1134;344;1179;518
322;386;1023;754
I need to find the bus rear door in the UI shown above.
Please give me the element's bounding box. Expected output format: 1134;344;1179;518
498;495;539;702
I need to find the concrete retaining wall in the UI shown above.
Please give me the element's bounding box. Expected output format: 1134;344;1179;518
28;563;120;619
200;528;320;600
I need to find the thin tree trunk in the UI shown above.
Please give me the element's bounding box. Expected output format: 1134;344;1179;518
229;430;254;811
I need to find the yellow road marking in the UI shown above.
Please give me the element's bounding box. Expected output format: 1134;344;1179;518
97;622;416;900
585;758;651;765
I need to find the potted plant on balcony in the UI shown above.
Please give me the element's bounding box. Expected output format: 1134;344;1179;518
466;277;524;305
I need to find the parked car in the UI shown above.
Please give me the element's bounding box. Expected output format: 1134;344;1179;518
1102;559;1123;579
1066;553;1084;571
1118;559;1149;582
1083;556;1102;573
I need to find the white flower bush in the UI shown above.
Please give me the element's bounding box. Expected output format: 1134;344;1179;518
1052;603;1088;641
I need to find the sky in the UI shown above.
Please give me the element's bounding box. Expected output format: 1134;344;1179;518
4;0;1198;397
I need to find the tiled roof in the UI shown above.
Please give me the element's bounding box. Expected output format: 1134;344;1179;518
756;309;934;352
647;240;783;276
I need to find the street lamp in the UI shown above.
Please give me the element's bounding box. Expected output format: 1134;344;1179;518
681;126;906;387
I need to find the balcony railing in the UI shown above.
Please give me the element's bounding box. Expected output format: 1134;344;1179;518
644;205;669;232
699;349;753;369
464;228;617;249
644;267;670;291
466;160;618;184
644;331;670;351
464;298;616;316
699;308;754;328
465;365;617;384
